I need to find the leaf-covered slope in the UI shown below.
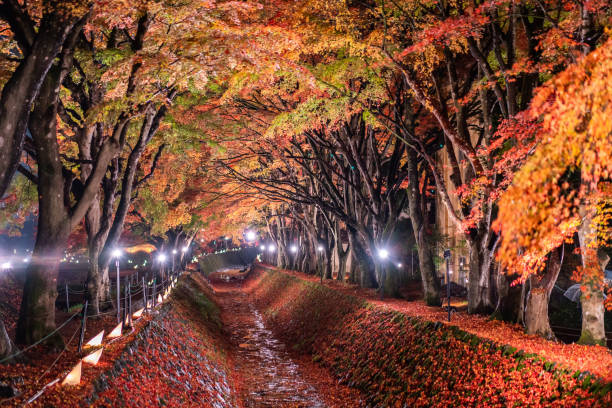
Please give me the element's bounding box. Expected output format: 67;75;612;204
250;268;611;407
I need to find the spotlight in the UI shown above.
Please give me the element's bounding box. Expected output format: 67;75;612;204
112;248;122;258
182;246;188;252
245;230;256;241
172;249;177;254
290;245;297;253
378;249;389;260
397;263;403;268
317;245;324;252
260;245;266;251
157;253;167;263
268;245;276;253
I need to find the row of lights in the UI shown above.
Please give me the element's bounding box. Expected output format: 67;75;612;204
112;246;189;263
258;244;403;269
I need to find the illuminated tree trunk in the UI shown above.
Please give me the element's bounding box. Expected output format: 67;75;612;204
577;207;606;346
467;236;495;314
524;246;563;339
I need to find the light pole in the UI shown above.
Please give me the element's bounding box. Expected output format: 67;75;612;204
172;249;177;275
444;249;452;322
157;253;167;283
181;246;188;273
112;249;122;323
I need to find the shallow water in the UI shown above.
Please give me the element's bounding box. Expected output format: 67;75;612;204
226;294;326;407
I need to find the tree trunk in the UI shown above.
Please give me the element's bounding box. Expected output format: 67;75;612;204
348;228;375;288
577;208;606;345
406;150;442;306
17;18;118;344
0;319;17;362
86;248;104;314
524;246;563;339
467;237;495;314
17;220;70;345
493;269;522;322
415;232;441;306
336;243;348;282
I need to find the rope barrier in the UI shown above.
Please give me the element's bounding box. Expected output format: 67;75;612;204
0;310;81;364
5;273;183;405
35;325;80;383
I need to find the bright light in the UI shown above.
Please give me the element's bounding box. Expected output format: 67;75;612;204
224;236;230;240
397;263;403;268
172;249;177;254
260;245;266;251
1;262;11;269
23;257;30;263
82;348;103;365
290;245;297;253
157;253;167;263
182;246;188;252
245;230;256;241
85;330;104;347
107;322;122;339
317;245;324;252
62;361;82;385
268;245;276;253
132;308;144;319
112;248;122;258
378;249;389;260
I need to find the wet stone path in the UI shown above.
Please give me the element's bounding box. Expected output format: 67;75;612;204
219;290;327;408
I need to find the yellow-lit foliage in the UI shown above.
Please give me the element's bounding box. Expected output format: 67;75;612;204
496;39;612;281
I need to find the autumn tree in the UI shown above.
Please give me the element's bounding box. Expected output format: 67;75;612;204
497;38;612;345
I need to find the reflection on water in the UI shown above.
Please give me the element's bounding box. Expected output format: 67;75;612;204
230;299;326;408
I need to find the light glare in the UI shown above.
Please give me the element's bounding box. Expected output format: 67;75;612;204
378;249;389;260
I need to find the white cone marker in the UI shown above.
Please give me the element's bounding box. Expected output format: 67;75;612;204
85;330;104;347
82;348;103;365
107;322;122;339
62;361;82;385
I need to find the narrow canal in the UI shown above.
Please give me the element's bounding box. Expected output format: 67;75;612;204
217;288;327;407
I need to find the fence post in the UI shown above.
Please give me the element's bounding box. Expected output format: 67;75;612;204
123;278;128;326
152;278;157;308
116;258;121;323
65;283;70;312
128;282;132;327
78;300;88;353
142;277;147;312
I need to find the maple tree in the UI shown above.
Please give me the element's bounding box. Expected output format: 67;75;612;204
263;0;610;332
496;38;612;345
0;0;610;362
1;0;270;345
